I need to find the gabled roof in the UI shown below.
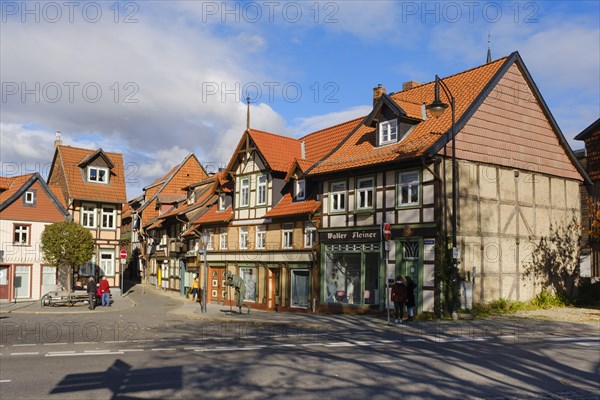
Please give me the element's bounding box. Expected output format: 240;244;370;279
225;129;302;175
575;118;600;141
138;153;207;213
76;148;115;169
263;193;320;218
0;172;69;216
48;145;127;203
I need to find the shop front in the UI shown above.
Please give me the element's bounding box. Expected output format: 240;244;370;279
319;228;383;312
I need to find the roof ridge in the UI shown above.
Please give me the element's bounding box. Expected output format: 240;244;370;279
57;144;123;156
249;128;299;142
300;116;365;140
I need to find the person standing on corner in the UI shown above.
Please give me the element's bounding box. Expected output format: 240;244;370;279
87;276;97;310
390;276;407;323
405;276;417;321
99;276;111;307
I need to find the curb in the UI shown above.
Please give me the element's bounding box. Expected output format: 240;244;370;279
1;295;136;315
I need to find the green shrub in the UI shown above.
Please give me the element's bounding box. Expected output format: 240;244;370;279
530;290;570;308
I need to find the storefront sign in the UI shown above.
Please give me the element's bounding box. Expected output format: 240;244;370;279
320;229;380;243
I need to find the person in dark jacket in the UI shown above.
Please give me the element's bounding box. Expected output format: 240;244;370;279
405;276;417;321
87;277;97;310
390;276;407;323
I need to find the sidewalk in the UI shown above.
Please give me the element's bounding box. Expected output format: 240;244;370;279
0;290;135;315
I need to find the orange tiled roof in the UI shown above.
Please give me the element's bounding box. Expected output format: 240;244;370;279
263;193;320;218
122;203;132;219
301;117;365;163
0;176;14;190
0;174;35;204
146;219;163;230
48;182;67;209
248;129;302;173
193;204;233;225
308;56;508;175
54;145;127;203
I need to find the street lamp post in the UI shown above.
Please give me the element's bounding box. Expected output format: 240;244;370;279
199;230;210;313
427;75;459;319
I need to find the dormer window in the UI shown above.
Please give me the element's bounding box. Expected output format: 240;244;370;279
295;179;305;201
379;119;398;145
87;166;109;183
23;190;36;205
188;191;196;205
218;193;226;211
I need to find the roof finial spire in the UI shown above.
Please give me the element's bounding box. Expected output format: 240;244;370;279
486;32;492;63
246;96;251;131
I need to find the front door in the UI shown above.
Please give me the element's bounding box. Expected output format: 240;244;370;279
398;239;423;313
208;267;226;305
0;265;10;301
267;268;280;310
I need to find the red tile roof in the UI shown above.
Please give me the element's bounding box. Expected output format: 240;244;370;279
307;57;508;175
263;193;320;218
301;117;365;163
0;174;35;204
248;129;302;173
52;145;127;203
193;204;233;225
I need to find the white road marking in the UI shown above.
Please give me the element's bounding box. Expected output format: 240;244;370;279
119;349;144;352
105;340;127;344
0;380;11;383
84;350;111;353
10;352;39;356
151;348;176;351
300;343;322;347
12;344;36;347
43;343;68;346
575;341;600;347
46;352;124;357
324;342;355;347
273;344;297;347
195;347;238;352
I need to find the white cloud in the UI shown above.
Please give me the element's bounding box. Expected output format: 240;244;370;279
291;105;372;137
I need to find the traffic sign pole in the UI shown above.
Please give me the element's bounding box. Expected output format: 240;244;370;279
120;249;127;297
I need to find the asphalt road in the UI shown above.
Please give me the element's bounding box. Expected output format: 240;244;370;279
1;287;599;400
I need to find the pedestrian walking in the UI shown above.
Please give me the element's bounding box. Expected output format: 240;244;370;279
390;276;407;323
405;276;417;321
99;276;111;307
87;277;97;310
191;274;200;302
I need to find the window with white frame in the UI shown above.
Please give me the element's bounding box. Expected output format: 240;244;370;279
13;224;30;245
219;228;227;250
282;223;293;249
81;204;96;228
41;266;57;286
329;181;346;212
356;177;374;210
379;119;398;145
296;179;305;201
101;206;116;229
304;221;316;248
24;190;35;205
397;171;420;206
79;255;96;276
218;193;226;210
99;250;115;276
206;229;214;250
239;227;248;249
239;178;250;207
256;225;266;249
257;174;267;205
87;166;109;183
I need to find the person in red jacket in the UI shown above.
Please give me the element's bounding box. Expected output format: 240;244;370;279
99;276;111;307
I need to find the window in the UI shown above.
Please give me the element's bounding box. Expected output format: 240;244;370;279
257;174;267;205
188;191;196;205
206;229;214;251
397;171;420;206
99;250;115;276
219;228;227;250
15;265;30;298
218;193;226;211
240;178;250;207
296;179;305;201
239;227;248;249
255;225;266;249
356;177;374;210
239;267;256;302
101;206;116;229
81;204;96;228
304;221;316;248
13;224;30;245
291;269;309;308
42;266;57;286
329;181;346;212
379;119;398;145
79;255;96;276
24;190;36;205
282;223;293;249
87;166;109;183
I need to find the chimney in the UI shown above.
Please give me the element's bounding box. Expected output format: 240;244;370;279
372;84;386;105
300;141;306;160
402;81;422;91
54;131;63;149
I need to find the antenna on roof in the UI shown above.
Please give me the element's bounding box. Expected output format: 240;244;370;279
486;32;492;63
246;96;251;131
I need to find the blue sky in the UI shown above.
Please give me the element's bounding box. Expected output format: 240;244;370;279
1;0;599;197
